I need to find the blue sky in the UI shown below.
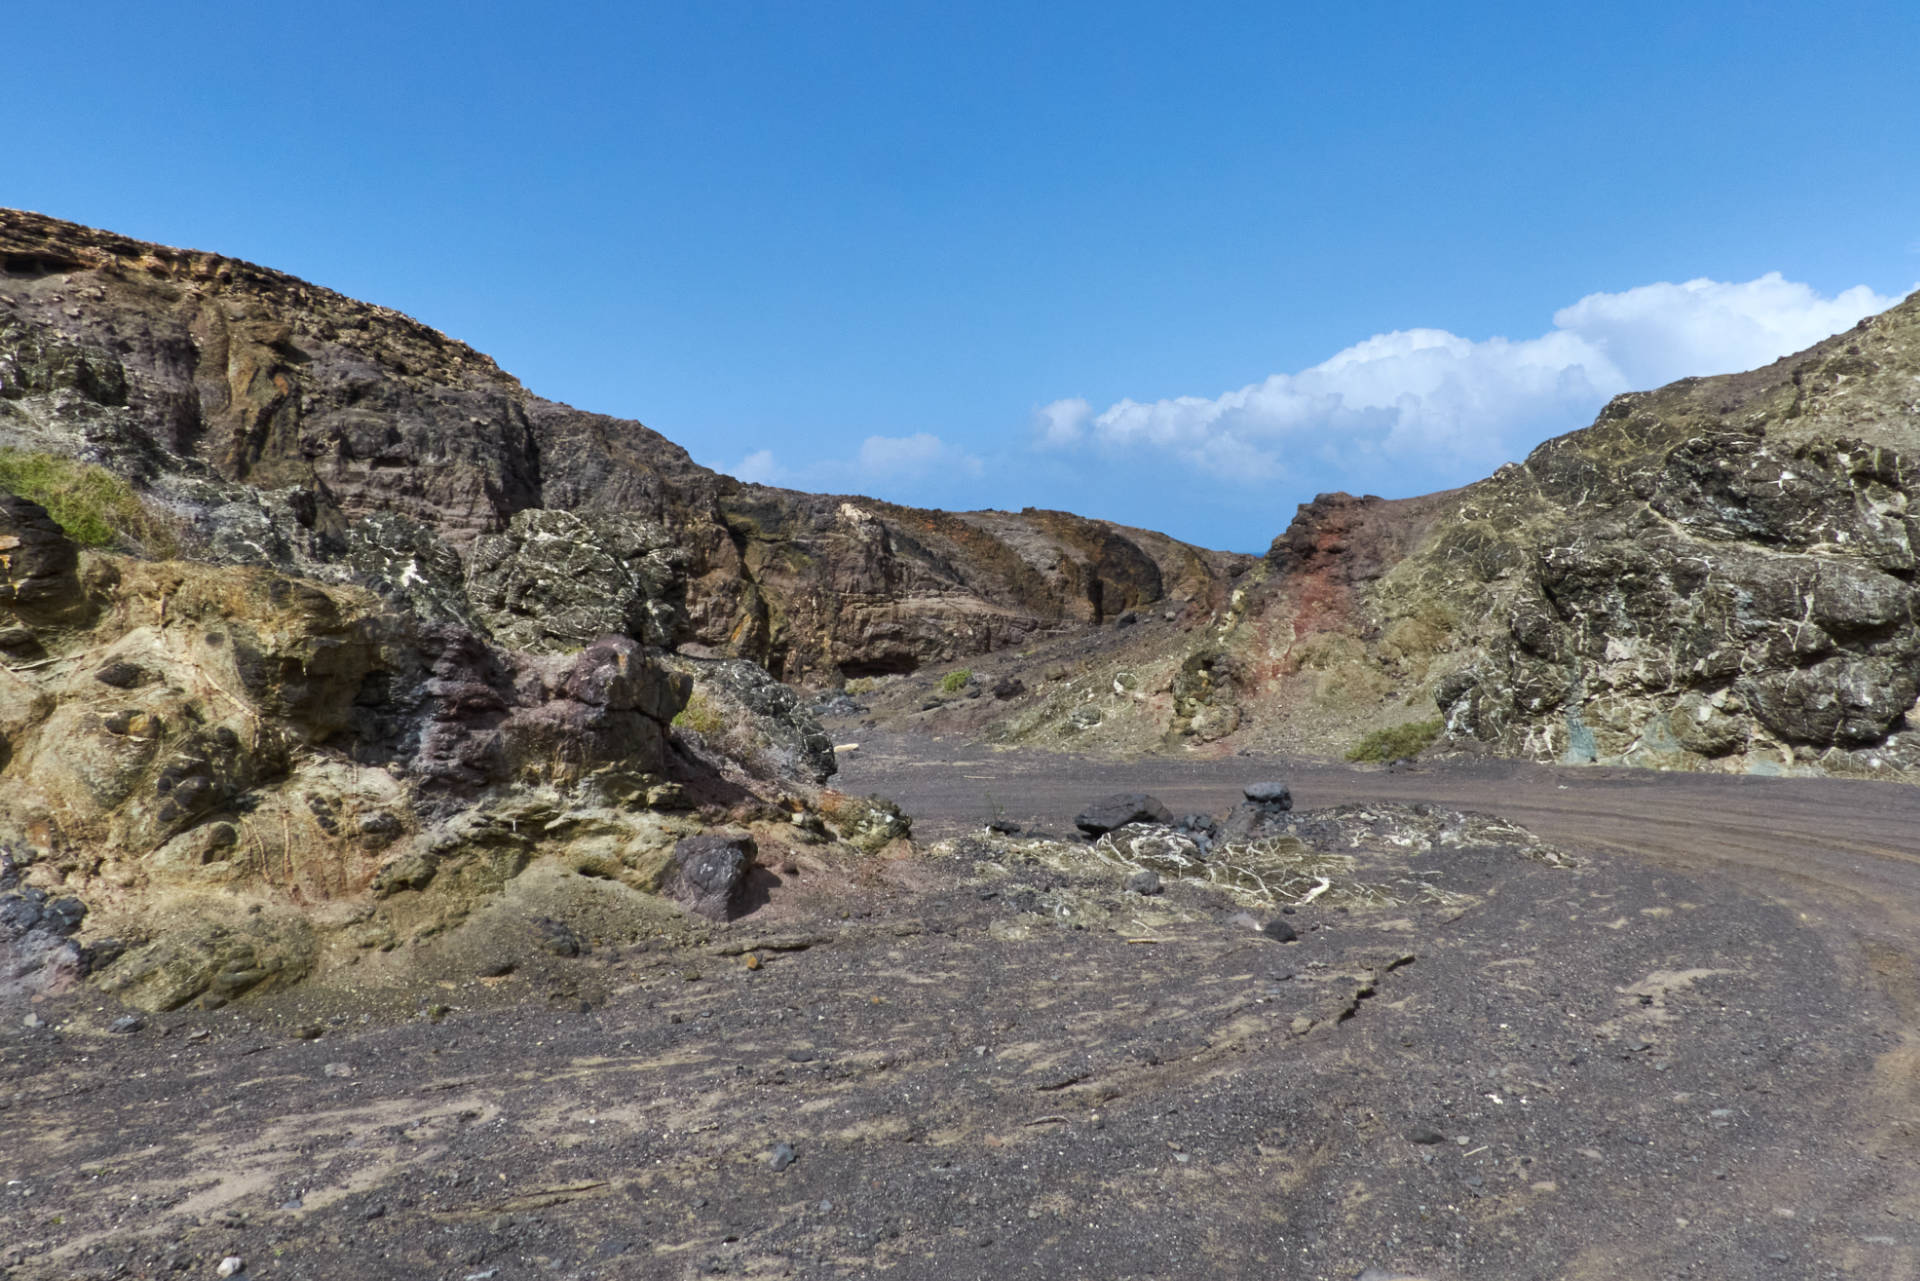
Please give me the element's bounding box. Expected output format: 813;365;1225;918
7;1;1918;550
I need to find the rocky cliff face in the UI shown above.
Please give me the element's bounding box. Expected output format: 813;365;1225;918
1174;290;1920;777
0;488;710;1007
0;209;1243;683
0;484;908;1012
845;293;1919;782
0;208;1250;1011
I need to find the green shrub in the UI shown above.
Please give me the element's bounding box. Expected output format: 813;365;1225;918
671;689;725;735
939;668;972;695
1346;717;1444;763
843;677;877;696
0;449;176;553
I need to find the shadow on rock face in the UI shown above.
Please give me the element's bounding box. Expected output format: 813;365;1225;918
735;864;784;918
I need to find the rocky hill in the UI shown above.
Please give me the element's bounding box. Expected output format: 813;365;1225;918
877;290;1920;779
0;208;1244;683
0;208;1253;1013
4;210;1914;1279
1278;290;1920;777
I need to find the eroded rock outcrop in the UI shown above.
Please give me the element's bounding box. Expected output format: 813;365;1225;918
465;509;688;652
1433;423;1920;771
0;511;842;1011
1196;291;1920;776
0;208;1242;682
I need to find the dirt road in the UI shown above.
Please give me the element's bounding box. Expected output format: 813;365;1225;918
836;732;1920;944
6;736;1920;1281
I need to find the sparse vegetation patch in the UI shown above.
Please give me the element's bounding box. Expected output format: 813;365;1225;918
671;689;725;735
1345;717;1444;763
0;448;175;553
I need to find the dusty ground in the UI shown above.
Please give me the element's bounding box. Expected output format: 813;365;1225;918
5;733;1920;1281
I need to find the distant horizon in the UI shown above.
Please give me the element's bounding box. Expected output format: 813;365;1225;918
8;1;1917;551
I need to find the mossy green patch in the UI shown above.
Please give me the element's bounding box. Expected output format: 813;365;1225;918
1346;717;1444;763
672;689;725;735
939;668;972;694
0;448;175;553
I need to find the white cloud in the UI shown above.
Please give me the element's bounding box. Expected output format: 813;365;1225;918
723;432;982;492
856;431;983;480
1049;274;1908;490
731;448;781;484
1033;397;1092;447
1551;274;1899;388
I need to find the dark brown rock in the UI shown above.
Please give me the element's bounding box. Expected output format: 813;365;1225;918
0;491;80;610
0;208;1245;683
1073;793;1174;837
662;834;757;921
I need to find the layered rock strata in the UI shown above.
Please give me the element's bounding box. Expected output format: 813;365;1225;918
0;492;871;1011
1190;291;1920;774
0;208;1244;683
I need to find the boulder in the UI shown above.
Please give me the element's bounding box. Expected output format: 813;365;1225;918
818;792;912;853
1218;801;1294;846
0;886;91;1001
1243;781;1293;808
662;834;756;921
1074;793;1173;837
530;916;588;957
0;491;81;611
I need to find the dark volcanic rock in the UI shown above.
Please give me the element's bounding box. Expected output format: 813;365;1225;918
1074;793;1174;837
1217;802;1280;846
531;917;588;958
411;633;690;797
1266;491;1409;585
0;491;81;613
93;659;148;688
662;834;757;921
1243;781;1293;807
465;508;688;653
0;886;89;1000
1198;289;1920;777
673;657;838;784
0;208;1245;683
1435;424;1920;771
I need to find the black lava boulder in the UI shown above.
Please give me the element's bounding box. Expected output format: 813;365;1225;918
662;834;757;921
1242;781;1293;808
1074;793;1174;838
